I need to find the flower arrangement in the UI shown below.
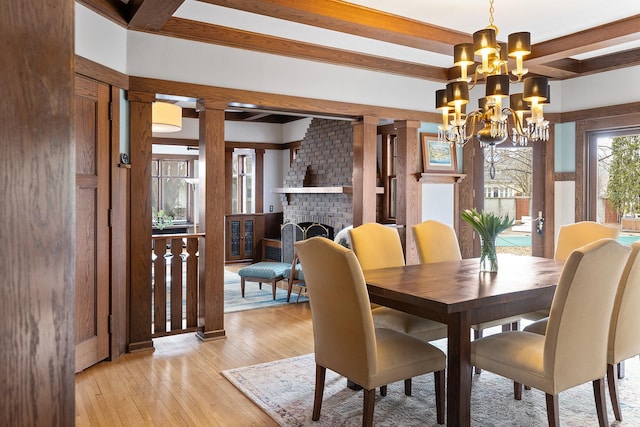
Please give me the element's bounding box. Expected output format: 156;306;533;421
461;208;514;272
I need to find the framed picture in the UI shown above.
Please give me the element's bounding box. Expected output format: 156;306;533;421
421;133;457;173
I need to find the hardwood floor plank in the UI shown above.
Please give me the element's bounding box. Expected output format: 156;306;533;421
76;303;314;426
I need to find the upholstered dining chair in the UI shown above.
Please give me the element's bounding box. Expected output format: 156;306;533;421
349;222;448;342
524;241;640;422
471;238;631;427
411;219;524;373
413;219;462;264
522;220;621;323
295;237;446;426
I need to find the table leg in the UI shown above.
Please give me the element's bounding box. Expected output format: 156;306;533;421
446;311;471;426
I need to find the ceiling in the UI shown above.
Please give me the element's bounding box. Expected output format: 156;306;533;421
82;0;640;122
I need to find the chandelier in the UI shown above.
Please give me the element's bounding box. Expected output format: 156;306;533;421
436;0;550;177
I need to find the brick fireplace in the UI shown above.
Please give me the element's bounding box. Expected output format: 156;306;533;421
279;118;354;234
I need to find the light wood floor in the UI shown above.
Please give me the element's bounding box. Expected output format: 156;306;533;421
75;302;314;426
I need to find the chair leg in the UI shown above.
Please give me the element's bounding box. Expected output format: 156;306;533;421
241;278;246;298
474;329;482;374
380;385;387;396
545;393;560;427
271;279;277;300
593;378;609;427
618;360;625;379
286;277;293;302
362;388;376;427
434;370;445;425
404;378;412;396
312;365;326;421
607;363;622;421
514;381;522;400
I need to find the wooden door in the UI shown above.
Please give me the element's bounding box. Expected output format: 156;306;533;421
75;75;110;372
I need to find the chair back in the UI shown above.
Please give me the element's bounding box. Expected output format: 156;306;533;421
554;221;619;261
609;242;640;364
544;238;631;392
349;223;405;270
295;237;377;384
412;220;462;264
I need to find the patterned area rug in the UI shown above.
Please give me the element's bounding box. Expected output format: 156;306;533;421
224;270;307;313
222;337;640;426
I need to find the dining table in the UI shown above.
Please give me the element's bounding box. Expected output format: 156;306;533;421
363;254;564;427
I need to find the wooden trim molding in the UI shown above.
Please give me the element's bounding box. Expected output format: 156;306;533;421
75;55;129;89
554;172;576;181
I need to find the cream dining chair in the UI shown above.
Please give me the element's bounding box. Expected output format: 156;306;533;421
471;238;631;427
349;222;448;342
524;241;640;422
522;220;621;322
295;236;446;426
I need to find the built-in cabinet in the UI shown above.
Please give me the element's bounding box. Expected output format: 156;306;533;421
225;214;257;262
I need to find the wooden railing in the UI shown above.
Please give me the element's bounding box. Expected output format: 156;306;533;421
151;233;204;338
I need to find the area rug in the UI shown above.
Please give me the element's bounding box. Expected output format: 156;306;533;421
222;339;640;426
224;269;307;313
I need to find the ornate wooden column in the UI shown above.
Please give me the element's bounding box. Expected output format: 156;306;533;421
127;91;155;351
394;120;422;265
352;116;378;226
197;100;226;341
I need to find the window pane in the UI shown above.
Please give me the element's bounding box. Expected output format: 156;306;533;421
162;160;188;177
151;160;159;176
152;178;159;215
162;177;187;221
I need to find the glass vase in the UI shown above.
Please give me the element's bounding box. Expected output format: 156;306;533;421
480;236;498;272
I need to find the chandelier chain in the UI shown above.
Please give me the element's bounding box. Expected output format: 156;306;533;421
488;0;495;30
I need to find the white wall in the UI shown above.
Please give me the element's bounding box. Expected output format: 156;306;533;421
75;3;127;73
421;184;455;225
554;181;576;253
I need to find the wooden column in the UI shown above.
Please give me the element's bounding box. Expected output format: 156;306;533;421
352;116;378;226
2;1;75;424
197;101;226;341
255;148;265;213
395;120;422;265
128;91;155;351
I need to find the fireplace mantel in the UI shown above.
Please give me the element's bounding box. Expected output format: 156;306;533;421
273;186;384;195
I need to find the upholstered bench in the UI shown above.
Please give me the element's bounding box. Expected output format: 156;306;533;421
237;262;290;300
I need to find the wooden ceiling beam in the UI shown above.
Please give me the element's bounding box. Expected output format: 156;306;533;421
198;0;470;56
155;17;449;82
527;15;640;65
77;0;129;27
128;0;185;31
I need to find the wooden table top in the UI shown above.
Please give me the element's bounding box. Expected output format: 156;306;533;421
364;254;564;317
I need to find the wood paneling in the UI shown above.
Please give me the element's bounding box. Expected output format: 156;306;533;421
2;0;75;424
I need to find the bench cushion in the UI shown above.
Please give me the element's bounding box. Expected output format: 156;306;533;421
238;262;290;280
283;264;305;281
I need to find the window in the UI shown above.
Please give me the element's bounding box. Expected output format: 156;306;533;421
589;128;640;224
151;158;194;223
231;149;255;214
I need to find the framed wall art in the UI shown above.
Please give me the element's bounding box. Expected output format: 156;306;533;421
421;133;457;173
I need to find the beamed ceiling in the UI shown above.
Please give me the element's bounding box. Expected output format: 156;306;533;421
79;0;640;123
